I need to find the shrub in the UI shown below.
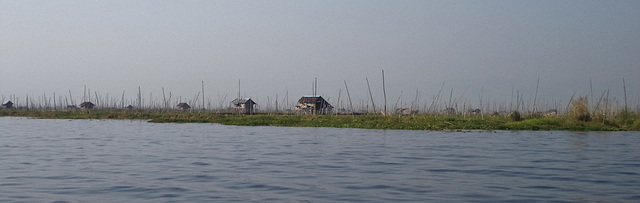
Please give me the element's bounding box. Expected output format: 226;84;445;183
510;111;522;121
569;97;590;122
615;109;638;128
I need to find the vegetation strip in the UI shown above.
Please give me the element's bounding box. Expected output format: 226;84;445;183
1;110;638;131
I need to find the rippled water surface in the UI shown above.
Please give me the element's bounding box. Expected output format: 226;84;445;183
1;117;639;202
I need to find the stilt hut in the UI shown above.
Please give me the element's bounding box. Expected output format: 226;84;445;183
80;101;95;109
231;98;257;114
295;95;333;114
2;101;13;109
177;102;191;110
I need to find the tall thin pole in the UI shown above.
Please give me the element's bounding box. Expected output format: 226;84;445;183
138;86;142;110
202;81;205;110
532;75;540;115
623;77;628;110
68;89;74;106
382;70;387;116
121;90;125;109
344;80;354;115
336;88;342;115
162;87;167;109
366;77;376;113
590;77;594;110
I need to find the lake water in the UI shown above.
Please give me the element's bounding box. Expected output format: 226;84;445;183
1;117;639;202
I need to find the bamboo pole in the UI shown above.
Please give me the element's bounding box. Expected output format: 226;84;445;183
344;80;354;115
382;70;387;116
532;75;540;115
162;87;167;109
202;81;205;110
366;77;376;113
623;78;628;110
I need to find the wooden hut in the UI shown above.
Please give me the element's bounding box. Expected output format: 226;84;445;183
231;98;257;114
80;101;95;109
2;101;13;109
177;102;191;110
295;95;333;114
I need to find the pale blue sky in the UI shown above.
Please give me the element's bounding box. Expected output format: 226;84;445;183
2;0;639;111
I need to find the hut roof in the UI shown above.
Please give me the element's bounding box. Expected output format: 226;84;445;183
2;101;13;105
231;98;256;105
177;103;191;108
298;96;326;104
80;102;95;107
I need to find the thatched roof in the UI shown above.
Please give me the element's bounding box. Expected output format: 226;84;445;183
2;101;13;108
231;98;256;105
297;96;332;108
80;102;95;109
177;102;191;109
297;96;327;104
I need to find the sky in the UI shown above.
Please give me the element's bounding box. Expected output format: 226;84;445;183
2;0;639;111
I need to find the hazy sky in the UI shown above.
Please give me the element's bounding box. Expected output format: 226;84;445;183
2;0;639;110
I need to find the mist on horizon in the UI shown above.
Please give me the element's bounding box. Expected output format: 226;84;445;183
2;0;639;112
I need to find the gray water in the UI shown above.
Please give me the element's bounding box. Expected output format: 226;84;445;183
1;117;639;202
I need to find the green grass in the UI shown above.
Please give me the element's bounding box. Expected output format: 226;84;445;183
1;109;639;131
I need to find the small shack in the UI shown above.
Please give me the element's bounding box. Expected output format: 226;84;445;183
177;102;191;110
231;98;257;114
80;101;95;109
123;105;134;110
296;95;333;114
2;101;14;109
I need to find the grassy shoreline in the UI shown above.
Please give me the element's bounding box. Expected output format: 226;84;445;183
1;109;639;131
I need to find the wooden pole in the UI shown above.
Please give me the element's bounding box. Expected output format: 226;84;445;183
202;81;206;110
344;80;354;115
532;75;540;115
68;89;74;106
162;87;167;109
366;77;376;113
623;77;628;110
336;88;341;115
138;86;142;110
382;70;387;116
